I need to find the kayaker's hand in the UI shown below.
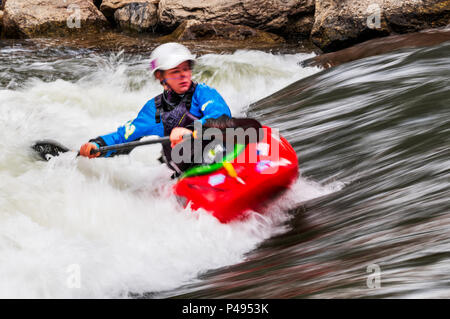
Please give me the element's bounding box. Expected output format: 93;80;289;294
79;142;100;158
170;127;192;148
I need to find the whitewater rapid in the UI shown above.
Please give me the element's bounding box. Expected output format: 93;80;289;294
0;47;332;298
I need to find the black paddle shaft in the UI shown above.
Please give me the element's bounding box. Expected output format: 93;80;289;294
90;136;171;155
32;135;187;161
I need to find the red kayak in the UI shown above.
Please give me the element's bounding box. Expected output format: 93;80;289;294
174;126;299;223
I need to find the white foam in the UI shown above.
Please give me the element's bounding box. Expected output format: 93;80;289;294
0;48;324;298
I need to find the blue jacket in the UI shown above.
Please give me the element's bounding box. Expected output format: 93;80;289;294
99;83;231;147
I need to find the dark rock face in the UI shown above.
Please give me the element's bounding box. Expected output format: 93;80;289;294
159;19;285;44
93;0;102;10
282;13;315;39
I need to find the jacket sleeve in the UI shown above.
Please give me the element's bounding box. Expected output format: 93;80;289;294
191;84;232;124
93;99;165;157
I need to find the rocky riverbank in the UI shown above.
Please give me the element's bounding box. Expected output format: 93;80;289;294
0;0;449;54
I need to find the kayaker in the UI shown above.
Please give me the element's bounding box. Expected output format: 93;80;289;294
79;42;232;167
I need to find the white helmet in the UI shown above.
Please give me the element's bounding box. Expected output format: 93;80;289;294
150;42;196;75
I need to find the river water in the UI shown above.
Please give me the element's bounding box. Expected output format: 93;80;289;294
0;38;448;298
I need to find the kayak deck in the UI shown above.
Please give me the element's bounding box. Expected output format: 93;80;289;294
174;126;299;223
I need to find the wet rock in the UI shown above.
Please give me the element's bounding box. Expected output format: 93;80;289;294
2;0;109;38
159;19;285;44
282;13;315;39
114;2;157;32
157;0;315;34
100;0;158;19
311;0;450;52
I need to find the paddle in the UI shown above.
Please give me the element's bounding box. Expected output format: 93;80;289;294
32;136;171;161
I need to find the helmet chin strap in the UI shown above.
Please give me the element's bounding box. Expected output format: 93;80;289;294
161;77;187;108
161;78;174;92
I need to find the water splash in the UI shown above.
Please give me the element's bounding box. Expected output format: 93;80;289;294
0;45;324;298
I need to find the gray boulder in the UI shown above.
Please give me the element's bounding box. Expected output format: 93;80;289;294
100;0;159;18
2;0;109;38
114;2;158;32
157;0;315;34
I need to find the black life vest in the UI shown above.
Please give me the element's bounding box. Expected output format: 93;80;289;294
155;82;200;175
154;82;199;135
